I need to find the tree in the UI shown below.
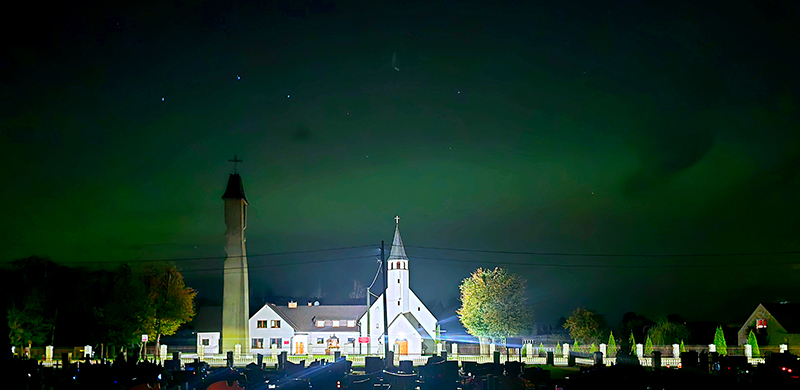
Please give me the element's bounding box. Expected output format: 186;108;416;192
140;265;196;360
563;307;605;345
7;290;52;355
747;330;760;358
648;316;691;345
97;265;151;352
629;332;637;356
713;326;728;356
680;340;686;353
555;342;562;356
589;343;597;354
457;268;533;348
644;335;653;355
538;342;545;356
607;331;618;357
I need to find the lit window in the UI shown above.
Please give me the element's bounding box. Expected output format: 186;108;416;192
317;320;325;327
347;320;356;327
333;320;340;327
757;319;767;329
270;320;281;328
269;338;282;347
257;320;268;328
252;338;264;349
317;338;324;344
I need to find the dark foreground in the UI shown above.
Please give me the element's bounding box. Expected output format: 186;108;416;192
6;353;800;390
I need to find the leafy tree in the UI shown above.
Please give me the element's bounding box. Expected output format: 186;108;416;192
607;331;618;357
747;330;760;358
7;290;52;354
98;265;151;351
644;335;653;355
563;307;605;345
620;312;654;343
629;332;637;356
713;326;728;356
648;316;691;345
140;265;196;360
457;267;533;348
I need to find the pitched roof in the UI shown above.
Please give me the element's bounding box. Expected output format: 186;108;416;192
387;217;408;261
388;312;432;339
222;173;248;202
762;303;800;333
268;304;367;332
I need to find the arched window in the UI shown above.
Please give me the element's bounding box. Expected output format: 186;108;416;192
396;261;400;269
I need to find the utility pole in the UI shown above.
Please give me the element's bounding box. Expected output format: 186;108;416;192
382;240;389;364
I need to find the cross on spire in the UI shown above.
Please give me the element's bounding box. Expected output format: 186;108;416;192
395;215;400;224
228;154;243;174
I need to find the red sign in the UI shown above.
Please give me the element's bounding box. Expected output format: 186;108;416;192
284;340;290;344
358;337;370;344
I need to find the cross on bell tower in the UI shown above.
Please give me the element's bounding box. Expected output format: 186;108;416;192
228;154;243;174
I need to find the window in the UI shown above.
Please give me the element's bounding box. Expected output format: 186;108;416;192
417;307;420;311
317;320;325;327
332;320;340;327
257;320;268;328
347;320;356;327
269;338;282;347
397;301;400;306
317;338;324;344
201;339;210;346
252;338;264;349
270;320;281;328
757;319;767;329
398;279;400;283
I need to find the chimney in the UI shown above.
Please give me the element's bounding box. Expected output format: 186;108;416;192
288;301;297;308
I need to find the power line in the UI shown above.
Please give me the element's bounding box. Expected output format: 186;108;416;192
412;255;800;268
405;245;800;258
53;244;376;265
179;255;376;273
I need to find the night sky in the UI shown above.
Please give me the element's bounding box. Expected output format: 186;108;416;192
2;0;799;330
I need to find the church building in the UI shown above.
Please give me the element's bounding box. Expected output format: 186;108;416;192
202;163;438;356
359;217;438;355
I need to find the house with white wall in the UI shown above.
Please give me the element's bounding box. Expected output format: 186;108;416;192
249;302;366;355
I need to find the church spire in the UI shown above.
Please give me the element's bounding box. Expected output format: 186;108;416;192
387;215;408;261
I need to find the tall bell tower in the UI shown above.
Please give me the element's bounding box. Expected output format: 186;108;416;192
221;155;250;353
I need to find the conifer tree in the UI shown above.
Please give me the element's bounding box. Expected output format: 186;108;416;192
747;330;760;358
555;342;562;356
713;326;728;356
629;332;637;356
607;331;618;357
574;339;579;353
680;340;686;353
589;343;597;354
644;335;653;355
538;342;545;356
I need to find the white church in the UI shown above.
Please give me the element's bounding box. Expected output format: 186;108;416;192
200;168;438;356
358;217;438;355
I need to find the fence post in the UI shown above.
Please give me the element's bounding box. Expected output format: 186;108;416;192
672;344;680;358
563;343;570;358
780;344;788;353
744;344;752;358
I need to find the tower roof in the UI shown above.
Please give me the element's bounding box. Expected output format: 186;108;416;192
222;173;248;202
387;216;408;261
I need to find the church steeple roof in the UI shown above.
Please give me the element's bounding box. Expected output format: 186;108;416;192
222;173;248;202
387;215;408;261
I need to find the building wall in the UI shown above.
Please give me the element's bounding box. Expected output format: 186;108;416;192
222;197;250;353
197;332;221;354
249;305;294;353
